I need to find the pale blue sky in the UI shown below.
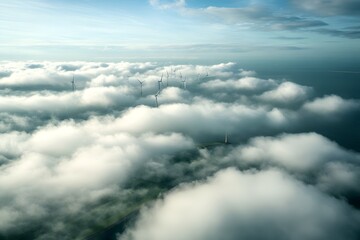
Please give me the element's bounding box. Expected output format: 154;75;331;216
0;0;359;67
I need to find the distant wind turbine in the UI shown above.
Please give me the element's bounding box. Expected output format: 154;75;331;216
225;131;230;144
71;75;75;91
173;68;177;79
137;79;144;97
166;71;169;87
182;77;187;89
179;72;183;88
202;71;209;81
158;74;163;92
155;90;160;107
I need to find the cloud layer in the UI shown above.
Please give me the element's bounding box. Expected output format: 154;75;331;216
0;61;359;239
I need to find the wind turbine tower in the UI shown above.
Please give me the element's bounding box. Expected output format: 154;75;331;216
158;74;163;92
166;71;169;87
225;132;229;144
182;77;187;89
179;72;183;88
71;75;75;91
137;79;144;97
155;91;160;107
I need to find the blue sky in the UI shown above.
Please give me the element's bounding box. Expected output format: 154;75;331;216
0;0;359;67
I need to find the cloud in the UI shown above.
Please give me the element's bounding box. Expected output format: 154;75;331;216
303;95;360;116
148;1;328;32
148;0;360;39
0;118;194;237
26;63;44;69
0;71;11;78
230;133;357;173
120;168;360;240
199;5;327;30
257;81;312;107
293;0;360;16
149;0;185;10
0;113;33;133
201;76;276;93
317;162;360;199
0;87;135;118
312;28;360;39
272;36;307;40
221;133;360;206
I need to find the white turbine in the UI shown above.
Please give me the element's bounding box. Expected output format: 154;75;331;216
71;75;75;91
166;71;169;87
179;72;183;88
225;131;229;144
155;90;160;107
202;71;209;81
182;77;187;89
137;79;144;97
158;74;163;92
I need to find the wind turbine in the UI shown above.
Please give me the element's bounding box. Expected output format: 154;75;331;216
182;77;187;89
155;90;160;107
224;131;229;144
71;75;75;91
158;74;163;92
173;68;177;79
166;71;169;87
179;72;183;88
137;79;144;97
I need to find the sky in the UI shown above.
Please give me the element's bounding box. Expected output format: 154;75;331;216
1;0;360;67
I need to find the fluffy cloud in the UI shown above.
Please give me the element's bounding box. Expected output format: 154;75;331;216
257;81;312;106
0;118;194;237
120;168;360;240
232;133;354;172
303;95;360;116
201;76;277;93
317;162;360;199
219;133;360;208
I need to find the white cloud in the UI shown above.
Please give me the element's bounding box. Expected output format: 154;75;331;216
317;162;360;197
221;133;360;201
0;117;194;234
120;168;360;240
201;76;277;92
232;132;355;172
149;0;185;10
257;81;312;106
303;95;359;116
